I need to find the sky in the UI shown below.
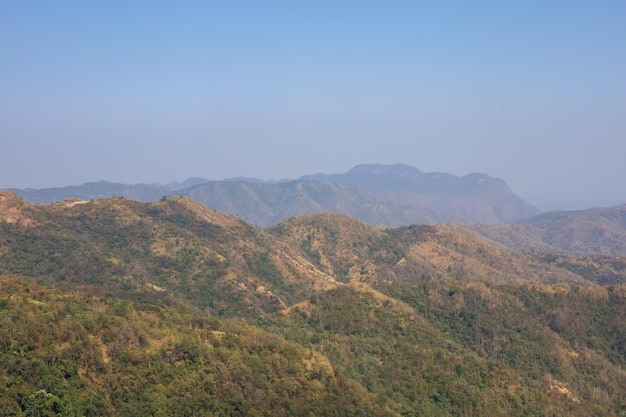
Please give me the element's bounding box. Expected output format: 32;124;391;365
1;1;625;211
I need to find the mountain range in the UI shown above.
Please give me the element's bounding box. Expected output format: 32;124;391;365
468;204;626;256
1;190;626;415
9;163;540;226
10;163;626;257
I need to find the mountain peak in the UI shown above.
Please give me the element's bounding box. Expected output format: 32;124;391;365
0;190;29;212
0;190;34;225
166;177;211;190
0;189;22;203
461;172;510;191
347;163;423;178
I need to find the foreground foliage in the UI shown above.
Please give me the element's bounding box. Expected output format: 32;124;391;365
2;192;626;415
0;277;386;416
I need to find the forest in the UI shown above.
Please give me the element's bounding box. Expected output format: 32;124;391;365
1;192;626;416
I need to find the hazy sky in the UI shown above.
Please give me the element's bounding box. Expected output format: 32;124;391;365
2;2;625;210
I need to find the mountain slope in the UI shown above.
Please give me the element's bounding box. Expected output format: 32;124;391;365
2;193;626;415
0;276;389;416
177;179;438;227
301;163;540;223
7;163;540;225
468;204;626;256
276;280;626;416
269;214;593;288
0;191;339;318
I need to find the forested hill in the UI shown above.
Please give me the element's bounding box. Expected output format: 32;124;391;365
1;190;626;416
467;204;626;256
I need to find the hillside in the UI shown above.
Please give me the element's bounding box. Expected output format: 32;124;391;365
468;204;626;256
8;163;540;226
2;192;626;415
0;276;387;417
176;180;438;227
0;191;329;317
300;164;540;223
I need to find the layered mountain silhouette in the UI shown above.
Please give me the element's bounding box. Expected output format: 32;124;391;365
9;163;540;226
299;164;540;223
9;164;626;257
177;180;438;227
11;180;170;203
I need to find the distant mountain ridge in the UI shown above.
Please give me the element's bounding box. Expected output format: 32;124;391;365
468;204;626;256
299;163;540;223
7;163;540;226
177;179;439;227
11;180;170;204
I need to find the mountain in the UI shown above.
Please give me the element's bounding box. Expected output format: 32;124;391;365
0;190;336;317
176;179;438;227
2;192;626;415
165;176;211;190
8;163;540;226
9;180;171;204
270;214;601;287
468;204;626;256
301;163;541;223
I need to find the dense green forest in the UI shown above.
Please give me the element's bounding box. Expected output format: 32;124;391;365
1;191;626;416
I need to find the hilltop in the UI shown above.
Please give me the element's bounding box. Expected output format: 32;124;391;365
2;193;626;415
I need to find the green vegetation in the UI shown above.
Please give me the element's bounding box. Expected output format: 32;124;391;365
0;277;386;416
468;204;626;256
2;192;626;415
274;281;626;416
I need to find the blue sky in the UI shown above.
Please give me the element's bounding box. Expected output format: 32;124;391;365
2;1;625;210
